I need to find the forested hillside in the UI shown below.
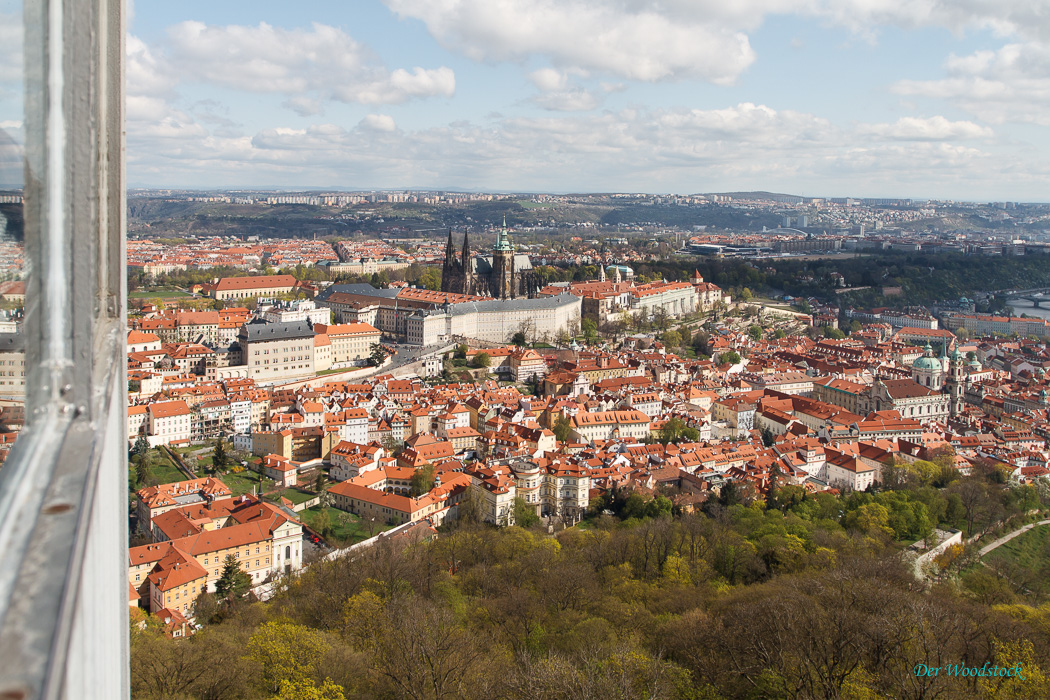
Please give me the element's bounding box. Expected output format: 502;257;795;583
131;464;1050;700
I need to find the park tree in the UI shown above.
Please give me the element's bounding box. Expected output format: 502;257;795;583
214;555;252;604
692;330;711;356
314;507;333;538
245;621;334;695
747;325;763;342
721;350;741;365
417;267;441;291
134;450;155;489
511;331;527;347
212;437;229;472
658;417;699;444
473;352;491;368
369;343;386;367
660;329;682;350
132;435;150;459
410;464;436;496
456;486;485;526
513;497;540;528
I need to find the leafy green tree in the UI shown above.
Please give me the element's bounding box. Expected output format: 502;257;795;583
721;350;741;365
513;497;540;528
473;352;491;368
761;426;776;447
553;414;573;443
410;464;436;496
134;451;155;489
214;555;252;604
369;343;386;367
314;507;333;538
660;330;682;349
212;438;229;472
456;486;485;526
658;417;697;443
454;344;468;359
692;331;711;355
511;331;527;346
132;435;150;459
245;621;333;695
748;325;763;341
823;326;846;340
417;267;441;291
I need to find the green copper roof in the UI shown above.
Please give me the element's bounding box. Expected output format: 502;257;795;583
494;217;514;252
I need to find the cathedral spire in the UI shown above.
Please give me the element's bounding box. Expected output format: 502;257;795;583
445;228;456;261
461;230;470;265
494;216;513;252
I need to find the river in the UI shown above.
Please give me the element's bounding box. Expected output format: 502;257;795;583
1008;299;1050;321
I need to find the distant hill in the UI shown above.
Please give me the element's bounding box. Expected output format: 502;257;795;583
706;191;805;204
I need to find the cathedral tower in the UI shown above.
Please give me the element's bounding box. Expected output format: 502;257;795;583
492;217;516;299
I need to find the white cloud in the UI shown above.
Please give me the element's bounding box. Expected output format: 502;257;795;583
0;17;21;85
283;97;324;118
533;89;601;112
126;34;174;97
895;42;1050;125
338;66;456;104
359;114;398;132
858;116;993;140
132;103;1038;197
129;22;454;109
529;68;569;92
384;0;756;83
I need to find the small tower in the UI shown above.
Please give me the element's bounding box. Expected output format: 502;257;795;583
599;265;606;283
613;267;622;284
946;345;965;416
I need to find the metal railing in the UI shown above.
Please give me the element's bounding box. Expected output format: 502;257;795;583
0;0;128;697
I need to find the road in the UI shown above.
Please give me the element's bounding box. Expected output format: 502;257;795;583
978;519;1050;557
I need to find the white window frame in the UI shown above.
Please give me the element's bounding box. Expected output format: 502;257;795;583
0;0;128;697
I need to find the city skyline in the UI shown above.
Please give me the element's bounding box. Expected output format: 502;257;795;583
4;1;1050;199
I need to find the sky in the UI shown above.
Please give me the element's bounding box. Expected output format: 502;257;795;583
3;0;1050;200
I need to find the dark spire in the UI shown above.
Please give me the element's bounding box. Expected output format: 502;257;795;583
445;228;455;260
461;230;470;268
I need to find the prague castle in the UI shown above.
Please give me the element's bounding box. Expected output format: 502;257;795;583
441;221;537;300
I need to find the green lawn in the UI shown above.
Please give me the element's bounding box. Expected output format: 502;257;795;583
985;523;1050;571
222;470;264;497
134;450;185;490
276;488;316;505
129;288;190;298
298;505;395;546
317;366;363;376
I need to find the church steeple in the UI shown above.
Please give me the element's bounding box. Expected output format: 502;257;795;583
494;216;513;252
444;228;456;261
461;230;470;267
